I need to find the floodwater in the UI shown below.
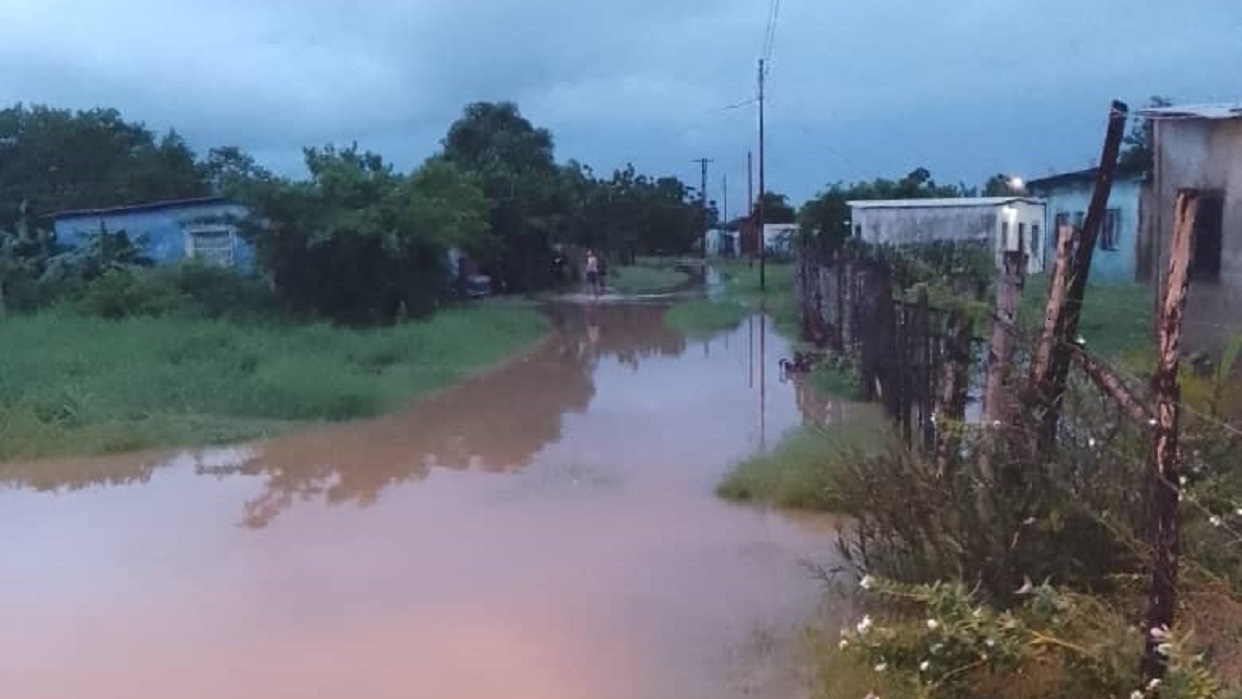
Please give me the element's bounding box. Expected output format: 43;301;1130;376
0;301;848;699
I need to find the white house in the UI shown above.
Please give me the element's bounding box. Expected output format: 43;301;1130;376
763;223;800;255
848;197;1047;274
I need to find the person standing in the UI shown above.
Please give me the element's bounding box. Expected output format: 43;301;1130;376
585;249;601;298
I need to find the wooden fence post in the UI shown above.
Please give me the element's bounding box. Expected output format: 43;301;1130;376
1035;100;1129;450
984;249;1027;426
934;310;972;476
1141;189;1198;682
1029;223;1076;387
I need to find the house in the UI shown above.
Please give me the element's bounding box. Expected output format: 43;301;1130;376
704;228;739;257
762;223;799;255
1026;166;1147;283
1140;102;1242;355
51;196;254;272
848;197;1047;274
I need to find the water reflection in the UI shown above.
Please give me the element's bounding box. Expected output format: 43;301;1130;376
0;302;697;528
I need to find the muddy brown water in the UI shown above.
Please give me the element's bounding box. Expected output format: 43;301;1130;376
0;301;851;699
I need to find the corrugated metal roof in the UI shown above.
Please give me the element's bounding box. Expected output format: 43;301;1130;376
847;196;1044;209
1137;103;1242;120
1026;164;1146;190
51;196;235;220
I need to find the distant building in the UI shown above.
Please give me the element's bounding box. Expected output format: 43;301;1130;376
1139;102;1242;355
704;228;739;257
51;196;254;271
762;223;799;255
848;197;1047;274
1026;166;1147;283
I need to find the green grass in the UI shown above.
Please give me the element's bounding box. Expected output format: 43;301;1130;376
607;264;691;294
808;362;860;400
716;407;892;512
664;260;798;339
0;303;547;462
1021;276;1152;361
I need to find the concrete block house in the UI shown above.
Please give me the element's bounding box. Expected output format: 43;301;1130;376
1140;103;1242;355
848;197;1047;274
1026;166;1147;283
51;196;254;272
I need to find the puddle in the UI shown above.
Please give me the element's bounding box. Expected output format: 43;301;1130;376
0;302;844;699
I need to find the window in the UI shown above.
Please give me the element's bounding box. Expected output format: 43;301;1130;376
853;224;862;237
184;225;235;267
1190;194;1224;281
1031;225;1041;258
1017;222;1027;251
1099;208;1120;251
1001;221;1010;250
1073;211;1085;231
1054;211;1070;227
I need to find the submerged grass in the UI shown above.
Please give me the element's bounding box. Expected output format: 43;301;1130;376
1021;276;1151;361
716;406;892;512
0;302;547;461
664;260;798;339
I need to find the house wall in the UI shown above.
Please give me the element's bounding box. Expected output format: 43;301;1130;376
1031;177;1145;283
1150;118;1242;355
53;201;255;272
851;202;1046;274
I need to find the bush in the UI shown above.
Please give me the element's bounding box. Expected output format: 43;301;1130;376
66;263;277;321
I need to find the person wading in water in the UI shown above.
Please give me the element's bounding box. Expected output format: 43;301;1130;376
585;249;601;298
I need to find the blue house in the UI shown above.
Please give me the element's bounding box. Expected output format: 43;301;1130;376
1026;167;1147;283
51;197;255;272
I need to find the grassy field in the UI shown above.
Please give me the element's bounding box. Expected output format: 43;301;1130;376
664;260;798;339
716;406;891;511
607;264;691;294
0;303;547;461
1020;277;1152;361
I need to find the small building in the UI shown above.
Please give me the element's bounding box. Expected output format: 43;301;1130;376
704;228;739;257
848;197;1047;274
762;223;799;255
1026;166;1147;283
51;196;254;271
1141;103;1242;355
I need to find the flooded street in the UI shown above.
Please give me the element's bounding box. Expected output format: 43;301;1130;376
0;302;840;699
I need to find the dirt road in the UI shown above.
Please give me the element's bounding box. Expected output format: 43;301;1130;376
0;301;838;699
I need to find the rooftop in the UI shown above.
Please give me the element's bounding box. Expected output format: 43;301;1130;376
847;196;1043;209
51;196;237;220
1136;103;1242;120
1026;164;1147;190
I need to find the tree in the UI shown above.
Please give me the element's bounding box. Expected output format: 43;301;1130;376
798;168;968;254
439;101;563;292
982;173;1020;196
757;191;797;224
0;104;209;229
239;144;490;324
1119;95;1173;170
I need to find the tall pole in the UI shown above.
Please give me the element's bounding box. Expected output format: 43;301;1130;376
693;157;713;259
757;58;767;291
747;150;754;266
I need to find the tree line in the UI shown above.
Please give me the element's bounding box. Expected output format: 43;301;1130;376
0;101;722;324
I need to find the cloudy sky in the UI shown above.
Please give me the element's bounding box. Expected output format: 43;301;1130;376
2;0;1241;206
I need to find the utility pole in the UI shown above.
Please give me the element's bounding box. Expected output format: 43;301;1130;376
747;150;754;267
722;174;729;256
693;158;713;259
757;58;767;291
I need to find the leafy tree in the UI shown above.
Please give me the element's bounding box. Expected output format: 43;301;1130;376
982;173;1020;196
798;168;968;255
0;104;208;229
1119;95;1173;170
239;144;489;324
757;191;797;224
438;101;564;292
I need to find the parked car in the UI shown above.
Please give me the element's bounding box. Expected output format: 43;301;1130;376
464;274;492;298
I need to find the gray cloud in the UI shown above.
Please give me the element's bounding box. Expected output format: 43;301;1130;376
2;0;1240;205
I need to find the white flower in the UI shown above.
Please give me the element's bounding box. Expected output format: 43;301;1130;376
839;639;849;650
1149;418;1158;427
919;660;931;672
1088;437;1097;448
1236;508;1242;517
874;662;887;673
926;618;940;631
985;638;996;648
930;643;944;654
1156;643;1173;656
859;574;874;590
1130;691;1144;699
856;615;873;634
864;693;879;699
1148;678;1162;691
972;607;984;618
1210;515;1223;527
1149;625;1169;640
1016;576;1035;595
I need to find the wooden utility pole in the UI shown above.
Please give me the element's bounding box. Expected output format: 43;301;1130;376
747;150;755;267
693;158;713;259
757;58;767;291
1031;100;1129;450
1141;189;1198;682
